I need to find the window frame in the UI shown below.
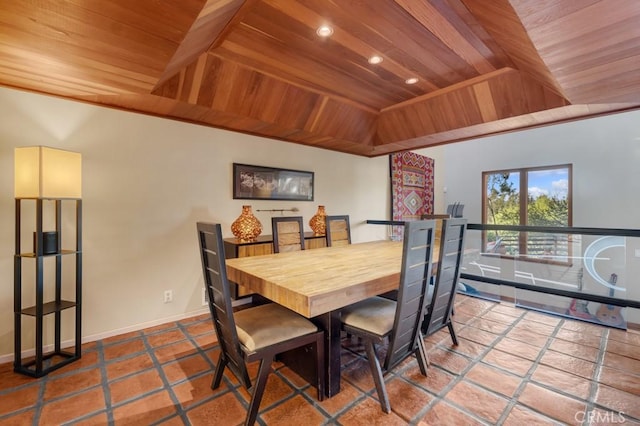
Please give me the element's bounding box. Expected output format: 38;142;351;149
482;164;573;263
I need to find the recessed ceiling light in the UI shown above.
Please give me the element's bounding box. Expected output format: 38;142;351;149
405;77;419;85
316;25;333;37
368;55;383;65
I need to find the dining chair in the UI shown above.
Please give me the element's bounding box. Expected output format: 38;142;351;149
340;220;436;413
325;215;351;247
271;216;305;252
196;222;325;425
421;218;467;346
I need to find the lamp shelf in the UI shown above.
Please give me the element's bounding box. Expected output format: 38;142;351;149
14;197;82;377
18;249;79;258
21;300;77;317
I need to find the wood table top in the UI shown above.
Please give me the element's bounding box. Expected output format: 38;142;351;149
225;240;440;318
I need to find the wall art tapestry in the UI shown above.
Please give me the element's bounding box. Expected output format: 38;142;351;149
390;152;435;240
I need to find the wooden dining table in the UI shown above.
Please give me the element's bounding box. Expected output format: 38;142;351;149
226;239;440;397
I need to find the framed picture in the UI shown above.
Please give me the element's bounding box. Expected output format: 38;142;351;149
233;163;314;201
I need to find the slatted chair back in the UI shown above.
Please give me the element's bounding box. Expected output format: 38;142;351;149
272;216;305;253
422;218;467;343
384;220;436;372
196;222;251;388
421;214;451;248
325;215;351;247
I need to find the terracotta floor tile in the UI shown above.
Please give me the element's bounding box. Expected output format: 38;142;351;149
261;394;327;425
602;351;640;372
0;410;35;426
548;338;600;362
595;383;640;419
145;329;187;348
48;351;99;376
172;373;227;409
506;327;550;347
606;338;640;360
586;407;640;426
491;303;525;318
449;337;488;359
103;338;146;361
469;317;511;334
518;383;586;425
531;364;592;400
494;336;543;361
106;353;154;381
445;380;509;423
111;390;176;424
193;333;217;350
153;339;198;364
44;368;102;400
384;377;433;421
184;320;214;336
465;362;521;397
522;311;562;327
457;325;500;346
482;348;534;376
503;404;558;425
0;385;40;416
0;363;36;391
598;365;640;396
342;357;376;393
39;387;106;425
310;380;364;416
555;328;603;348
401;364;455;395
185;392;247;426
418;400;485;426
561;319;607;336
427;347;471;374
609;328;640;346
3;304;640;426
338;396;407;426
481;309;520;324
162;354;212;384
236;371;294;409
539;350;596;380
109;369;165;405
72;412;110;426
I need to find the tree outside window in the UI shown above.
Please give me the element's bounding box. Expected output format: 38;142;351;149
483;165;572;259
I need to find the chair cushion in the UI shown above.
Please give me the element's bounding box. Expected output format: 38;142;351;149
235;303;318;351
341;296;397;336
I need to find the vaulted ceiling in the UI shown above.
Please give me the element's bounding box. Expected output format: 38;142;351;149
1;0;639;157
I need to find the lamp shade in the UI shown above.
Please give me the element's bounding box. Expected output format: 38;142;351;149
15;146;82;198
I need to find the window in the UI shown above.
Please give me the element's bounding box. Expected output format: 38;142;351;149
482;164;572;259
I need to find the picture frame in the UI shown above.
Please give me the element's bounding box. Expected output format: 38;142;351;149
233;163;314;201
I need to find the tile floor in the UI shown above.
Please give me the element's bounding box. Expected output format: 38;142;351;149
1;295;639;425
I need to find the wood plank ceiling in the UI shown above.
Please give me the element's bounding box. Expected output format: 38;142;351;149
1;0;638;157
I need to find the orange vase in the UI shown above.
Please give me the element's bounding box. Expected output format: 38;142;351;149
309;205;327;236
231;205;262;242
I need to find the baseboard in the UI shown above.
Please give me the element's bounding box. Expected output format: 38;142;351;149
0;307;210;365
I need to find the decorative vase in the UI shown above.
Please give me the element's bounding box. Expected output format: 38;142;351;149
231;205;262;242
309;205;327;236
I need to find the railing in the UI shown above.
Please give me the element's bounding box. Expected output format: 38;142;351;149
461;224;640;329
366;220;640;329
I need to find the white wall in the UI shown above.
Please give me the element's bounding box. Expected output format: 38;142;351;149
0;87;391;360
418;110;640;228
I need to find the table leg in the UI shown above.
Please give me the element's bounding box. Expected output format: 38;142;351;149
312;310;341;397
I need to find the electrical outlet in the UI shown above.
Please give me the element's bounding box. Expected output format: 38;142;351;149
202;288;209;306
164;290;173;303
